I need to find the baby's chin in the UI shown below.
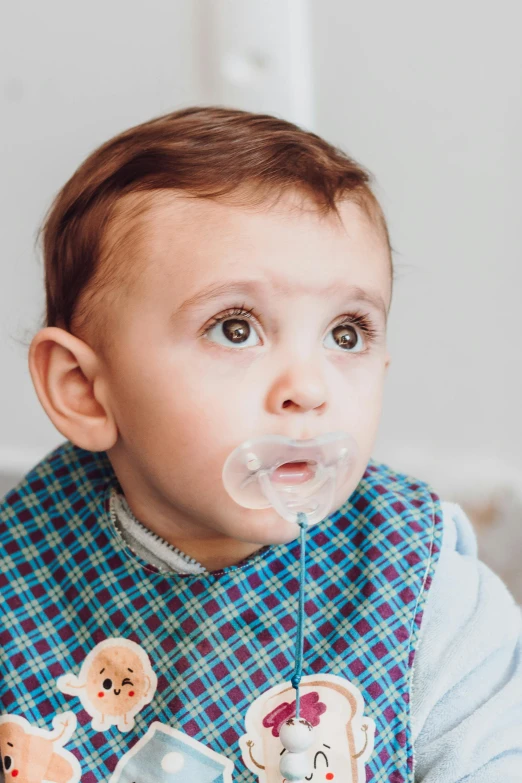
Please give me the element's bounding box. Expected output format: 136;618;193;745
211;475;359;547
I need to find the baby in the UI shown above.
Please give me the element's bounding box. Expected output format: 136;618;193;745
1;107;521;782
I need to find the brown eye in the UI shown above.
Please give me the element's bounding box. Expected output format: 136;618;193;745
331;323;360;350
205;309;261;349
223;318;251;344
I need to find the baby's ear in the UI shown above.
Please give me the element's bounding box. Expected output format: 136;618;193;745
28;327;118;452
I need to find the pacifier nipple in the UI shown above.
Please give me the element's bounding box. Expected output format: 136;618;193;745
222;431;358;525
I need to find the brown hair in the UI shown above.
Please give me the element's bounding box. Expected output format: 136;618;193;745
40;105;391;352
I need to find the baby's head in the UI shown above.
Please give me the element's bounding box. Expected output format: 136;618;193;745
29;106;392;553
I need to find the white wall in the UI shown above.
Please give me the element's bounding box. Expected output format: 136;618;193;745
2;1;521;507
0;0;205;472
311;0;522;500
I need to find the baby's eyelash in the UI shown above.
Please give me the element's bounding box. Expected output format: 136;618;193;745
204;305;259;332
203;304;380;341
341;310;380;340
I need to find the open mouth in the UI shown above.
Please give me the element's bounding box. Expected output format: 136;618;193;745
271;460;317;484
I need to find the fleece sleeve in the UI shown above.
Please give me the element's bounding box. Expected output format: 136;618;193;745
411;501;522;782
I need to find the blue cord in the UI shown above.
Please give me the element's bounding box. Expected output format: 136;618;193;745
290;511;308;718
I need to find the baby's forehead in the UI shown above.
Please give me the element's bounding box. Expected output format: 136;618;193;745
112;189;240;245
116;189;390;282
104;190;229;289
125;186;382;240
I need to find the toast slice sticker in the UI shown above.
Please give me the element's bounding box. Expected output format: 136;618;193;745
0;711;80;783
239;674;375;782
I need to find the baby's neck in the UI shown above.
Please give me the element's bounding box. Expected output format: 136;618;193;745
107;448;268;571
176;537;264;572
115;490;263;572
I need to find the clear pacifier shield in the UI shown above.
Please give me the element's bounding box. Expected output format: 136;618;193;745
222;431;358;525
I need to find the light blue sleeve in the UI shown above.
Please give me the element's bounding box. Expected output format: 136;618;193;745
412;501;522;781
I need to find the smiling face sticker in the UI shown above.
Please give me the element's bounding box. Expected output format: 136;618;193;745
57;638;157;733
239;674;375;782
85;645;146;718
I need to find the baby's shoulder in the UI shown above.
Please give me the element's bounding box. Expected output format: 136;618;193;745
439;500;478;557
412;499;522;773
425;499;519;641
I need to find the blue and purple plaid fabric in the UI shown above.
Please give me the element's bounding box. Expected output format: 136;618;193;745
0;442;442;781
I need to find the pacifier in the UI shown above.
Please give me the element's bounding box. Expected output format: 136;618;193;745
222;430;359;782
222;430;358;526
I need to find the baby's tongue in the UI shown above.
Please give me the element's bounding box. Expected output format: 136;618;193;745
271;461;315;484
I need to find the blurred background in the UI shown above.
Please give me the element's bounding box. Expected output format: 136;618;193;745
1;0;521;599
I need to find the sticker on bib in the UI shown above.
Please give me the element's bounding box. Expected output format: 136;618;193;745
56;637;157;733
239;674;375;782
109;721;234;782
0;711;80;783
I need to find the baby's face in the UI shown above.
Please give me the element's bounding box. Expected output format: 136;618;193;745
102;191;391;548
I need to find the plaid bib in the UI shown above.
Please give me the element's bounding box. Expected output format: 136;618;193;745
0;441;442;782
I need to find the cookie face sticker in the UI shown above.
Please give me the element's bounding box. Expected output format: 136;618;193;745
57;638;157;732
0;711;80;783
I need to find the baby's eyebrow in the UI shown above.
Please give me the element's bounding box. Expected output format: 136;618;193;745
174;278;388;321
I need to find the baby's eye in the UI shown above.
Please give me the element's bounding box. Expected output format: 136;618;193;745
205;309;261;349
102;678;113;690
324;322;365;353
203;307;374;353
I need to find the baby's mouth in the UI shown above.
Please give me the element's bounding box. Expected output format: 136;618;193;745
271;461;316;485
114;688;121;695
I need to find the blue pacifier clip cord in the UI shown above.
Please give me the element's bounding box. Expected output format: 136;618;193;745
291;511;309;719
